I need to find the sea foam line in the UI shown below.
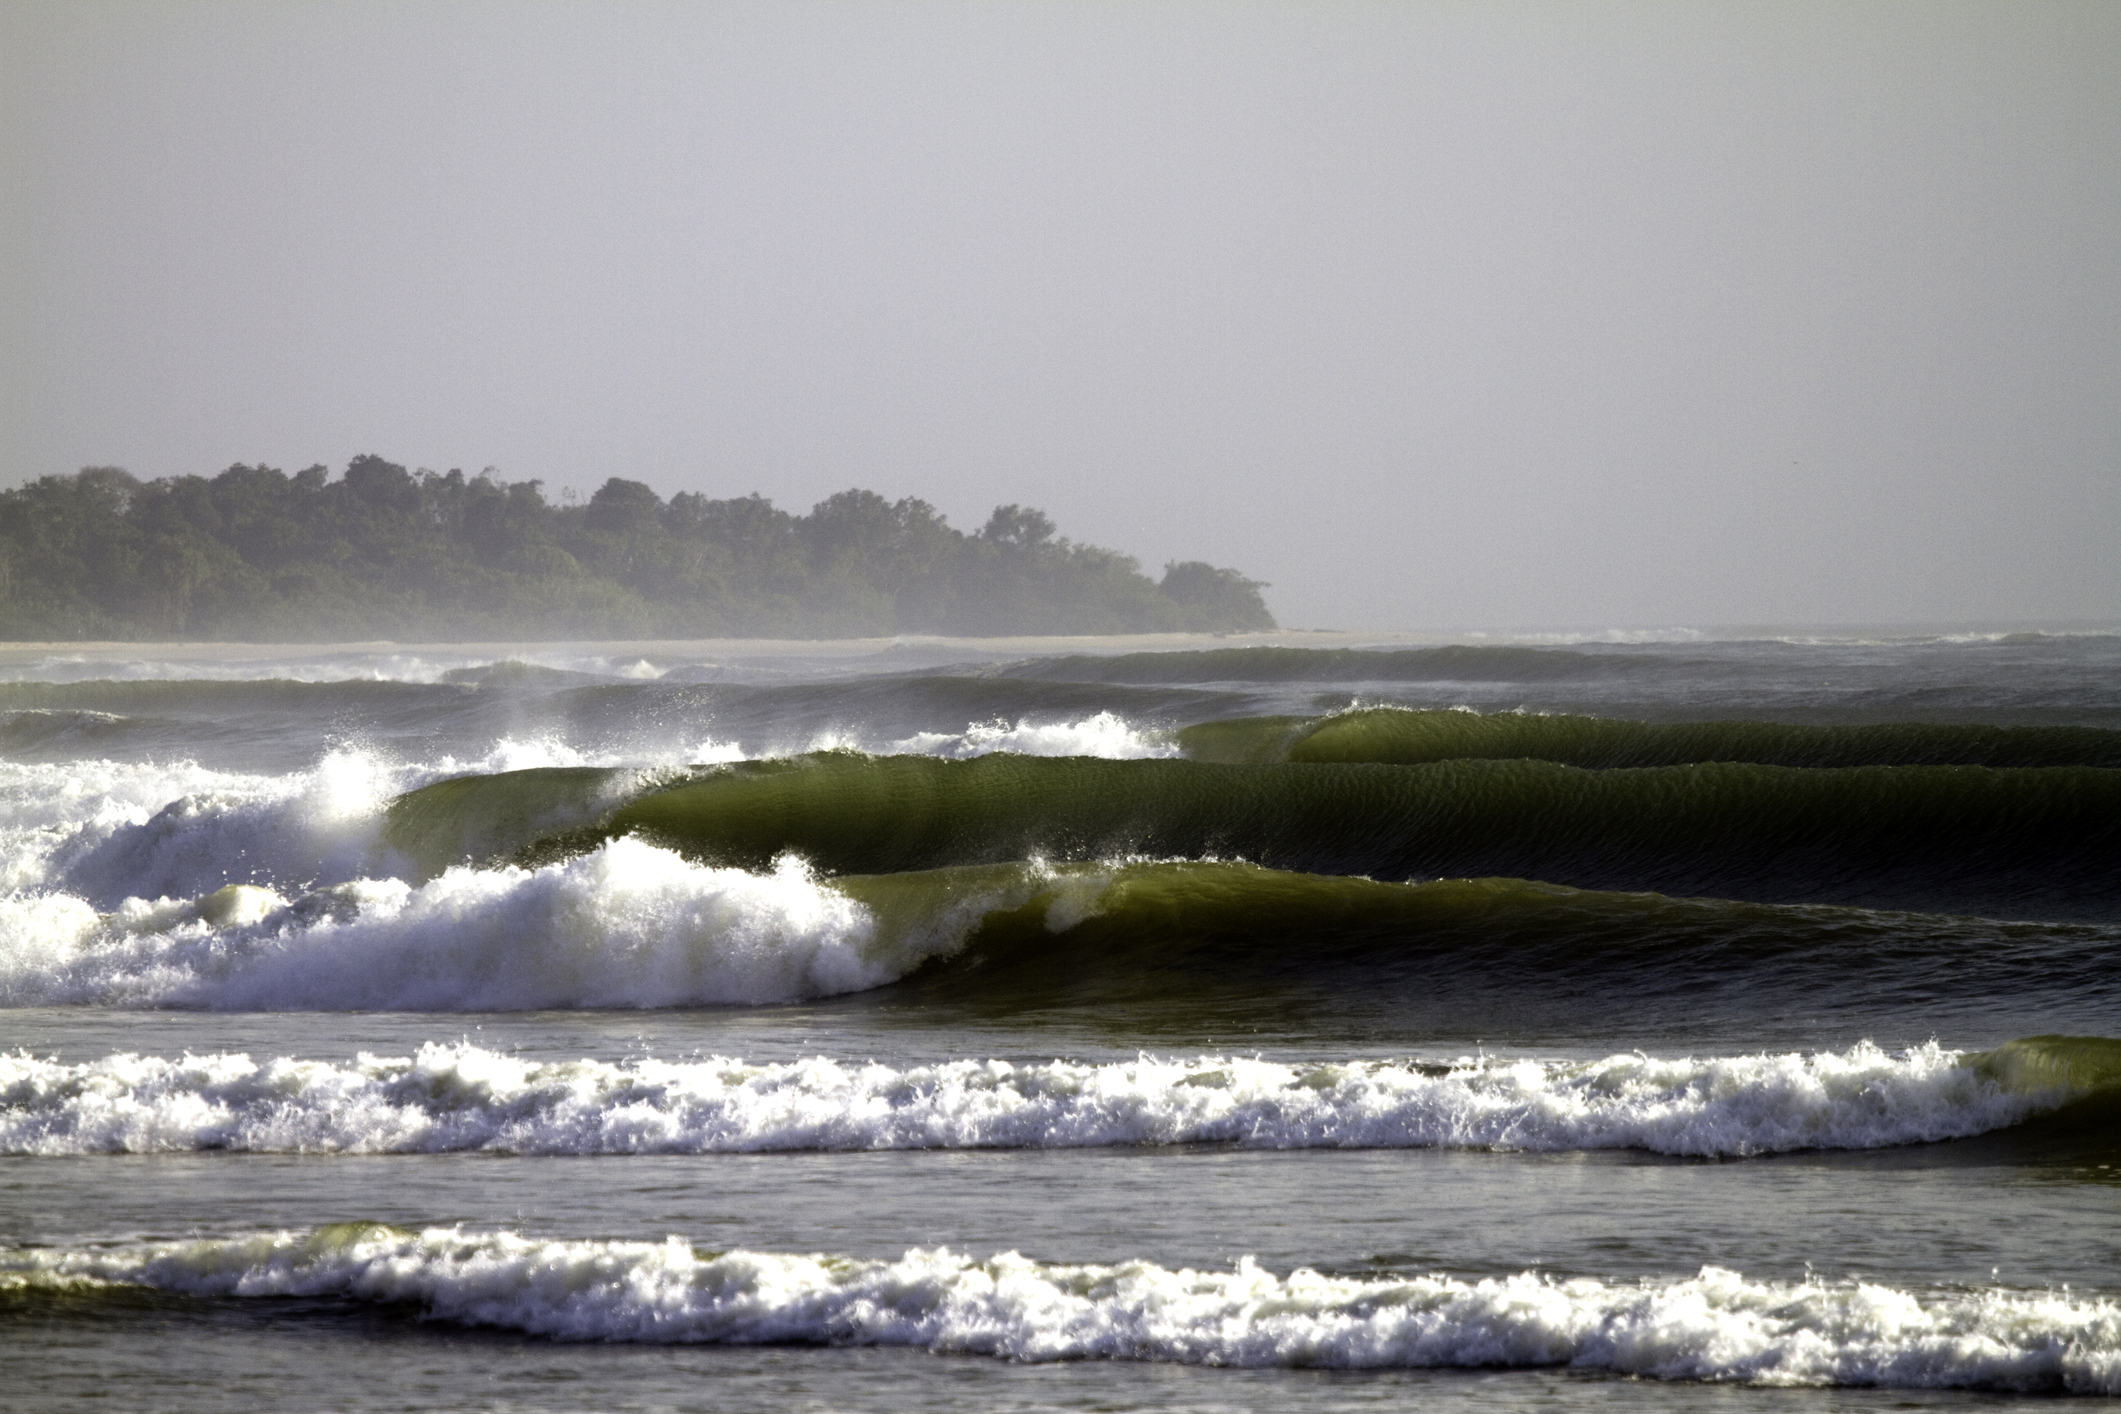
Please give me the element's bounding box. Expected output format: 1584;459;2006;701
7;1227;2116;1391
0;1041;2052;1158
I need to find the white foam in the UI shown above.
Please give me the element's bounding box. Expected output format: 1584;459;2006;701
7;1228;2114;1390
0;1041;2055;1156
443;734;740;773
424;732;746;774
0;734;744;906
734;712;1175;761
0;750;400;906
0;701;1136;923
886;712;1178;760
0;839;972;1011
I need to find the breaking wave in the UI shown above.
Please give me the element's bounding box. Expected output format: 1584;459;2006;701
6;1227;2117;1390
0;712;1172;905
508;753;2121;919
0;838;981;1010
883;710;1175;761
4;1038;2110;1158
8;840;2117;1015
0;744;708;909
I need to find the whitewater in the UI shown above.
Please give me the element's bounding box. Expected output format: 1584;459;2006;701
5;633;2119;1412
3;1040;2068;1158
11;1227;2119;1392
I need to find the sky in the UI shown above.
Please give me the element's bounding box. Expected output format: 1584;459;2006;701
3;1;2116;632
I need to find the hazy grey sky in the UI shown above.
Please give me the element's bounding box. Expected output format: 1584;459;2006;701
4;1;2116;630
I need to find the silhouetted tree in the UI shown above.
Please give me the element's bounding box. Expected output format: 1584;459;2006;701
0;460;1277;640
1160;561;1275;631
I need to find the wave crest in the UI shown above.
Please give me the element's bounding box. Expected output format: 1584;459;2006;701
0;839;983;1010
9;1227;2118;1390
1;1040;2086;1157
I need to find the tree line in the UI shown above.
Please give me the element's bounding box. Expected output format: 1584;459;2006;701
0;457;1275;640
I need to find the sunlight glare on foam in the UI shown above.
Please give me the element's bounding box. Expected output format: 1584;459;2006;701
708;715;1173;760
7;1228;2116;1391
12;747;406;909
0;1041;2057;1156
0;731;749;910
889;711;1177;759
433;735;740;773
0;758;257;894
301;745;399;821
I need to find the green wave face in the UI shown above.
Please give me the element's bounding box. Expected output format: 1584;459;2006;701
1960;1037;2121;1166
835;861;2091;1002
767;863;2121;1087
576;753;2121;918
1172;715;1316;764
1968;1036;2121;1097
383;766;656;879
1178;708;2121;769
833;859;1498;992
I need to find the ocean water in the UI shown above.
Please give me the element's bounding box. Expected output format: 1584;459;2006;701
3;630;2119;1411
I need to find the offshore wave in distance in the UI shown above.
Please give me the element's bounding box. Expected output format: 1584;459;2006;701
1178;707;2121;769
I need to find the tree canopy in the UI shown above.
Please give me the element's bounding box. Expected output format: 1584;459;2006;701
0;458;1275;641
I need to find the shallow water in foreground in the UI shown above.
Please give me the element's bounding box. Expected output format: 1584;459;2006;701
4;631;2119;1410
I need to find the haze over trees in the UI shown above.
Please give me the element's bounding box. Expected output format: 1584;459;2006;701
0;458;1275;641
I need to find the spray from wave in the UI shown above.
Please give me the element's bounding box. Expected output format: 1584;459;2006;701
885;710;1176;760
0;838;1002;1010
0;716;1166;901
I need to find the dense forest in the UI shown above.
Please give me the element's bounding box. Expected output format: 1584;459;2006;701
0;457;1275;641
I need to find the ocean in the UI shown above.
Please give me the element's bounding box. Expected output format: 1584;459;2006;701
3;630;2117;1410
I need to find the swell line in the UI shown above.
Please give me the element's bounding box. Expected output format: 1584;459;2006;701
8;1226;2119;1390
5;1038;2114;1158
